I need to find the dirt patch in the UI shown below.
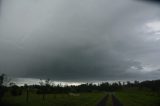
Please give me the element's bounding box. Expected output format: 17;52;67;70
96;95;108;106
112;95;123;106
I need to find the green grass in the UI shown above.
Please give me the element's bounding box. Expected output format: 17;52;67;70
1;92;105;106
116;91;160;106
2;90;160;106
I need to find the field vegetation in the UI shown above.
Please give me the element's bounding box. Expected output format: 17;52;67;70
1;92;105;106
116;90;160;106
0;74;160;106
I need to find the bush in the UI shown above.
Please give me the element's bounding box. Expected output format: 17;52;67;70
10;85;22;96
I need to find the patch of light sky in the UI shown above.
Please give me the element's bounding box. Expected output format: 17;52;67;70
143;20;160;41
10;78;135;86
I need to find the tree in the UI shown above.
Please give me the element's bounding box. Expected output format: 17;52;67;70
0;74;5;102
24;84;29;103
10;84;22;96
39;79;51;101
0;74;5;86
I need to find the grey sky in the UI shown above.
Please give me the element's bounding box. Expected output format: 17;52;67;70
0;0;160;81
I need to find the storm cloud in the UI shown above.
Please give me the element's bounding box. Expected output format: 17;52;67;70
0;0;160;81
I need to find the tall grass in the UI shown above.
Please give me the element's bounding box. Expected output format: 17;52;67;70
1;92;105;106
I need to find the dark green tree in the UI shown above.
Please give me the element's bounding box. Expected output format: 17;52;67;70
0;74;5;102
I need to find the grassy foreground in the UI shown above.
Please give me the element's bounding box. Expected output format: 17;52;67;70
1;91;160;106
1;92;105;106
116;91;160;106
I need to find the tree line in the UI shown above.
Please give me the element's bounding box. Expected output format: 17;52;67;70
0;74;160;103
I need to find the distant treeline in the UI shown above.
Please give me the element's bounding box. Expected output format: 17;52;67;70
0;73;160;102
27;79;160;93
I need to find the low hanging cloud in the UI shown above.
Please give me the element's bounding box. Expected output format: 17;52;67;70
0;0;160;81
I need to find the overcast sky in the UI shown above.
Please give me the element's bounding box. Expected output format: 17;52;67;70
0;0;160;81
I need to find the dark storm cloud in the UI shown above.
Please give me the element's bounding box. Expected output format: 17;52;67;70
0;0;160;81
138;0;160;3
26;45;142;81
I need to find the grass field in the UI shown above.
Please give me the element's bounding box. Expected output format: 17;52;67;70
1;92;105;106
116;91;160;106
1;90;160;106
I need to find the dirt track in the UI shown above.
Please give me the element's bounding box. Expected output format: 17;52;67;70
112;95;123;106
96;95;108;106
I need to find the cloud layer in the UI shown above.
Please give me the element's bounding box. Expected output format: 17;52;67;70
0;0;160;81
